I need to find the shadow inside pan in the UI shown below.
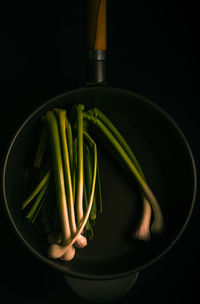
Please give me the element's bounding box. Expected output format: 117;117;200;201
3;87;196;279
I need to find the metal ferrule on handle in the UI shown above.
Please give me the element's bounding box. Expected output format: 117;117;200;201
87;50;106;85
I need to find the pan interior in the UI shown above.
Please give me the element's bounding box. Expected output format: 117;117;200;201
3;87;196;279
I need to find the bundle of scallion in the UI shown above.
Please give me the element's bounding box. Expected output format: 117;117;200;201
21;104;165;261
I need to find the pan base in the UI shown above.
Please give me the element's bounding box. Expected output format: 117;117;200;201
64;272;139;302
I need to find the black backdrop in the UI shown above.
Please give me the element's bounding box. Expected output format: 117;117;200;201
0;1;199;303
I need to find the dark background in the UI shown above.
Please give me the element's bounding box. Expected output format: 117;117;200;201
0;1;199;303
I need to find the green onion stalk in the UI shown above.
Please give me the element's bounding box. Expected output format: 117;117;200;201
83;130;100;238
75;105;84;226
21;170;50;211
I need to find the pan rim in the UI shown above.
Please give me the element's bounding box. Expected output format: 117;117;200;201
2;86;197;280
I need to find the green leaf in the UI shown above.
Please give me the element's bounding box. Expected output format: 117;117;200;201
21;170;50;210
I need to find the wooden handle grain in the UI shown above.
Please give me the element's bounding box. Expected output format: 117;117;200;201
87;0;107;51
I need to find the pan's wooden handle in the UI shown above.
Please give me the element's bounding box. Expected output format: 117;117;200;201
87;0;107;51
86;0;107;84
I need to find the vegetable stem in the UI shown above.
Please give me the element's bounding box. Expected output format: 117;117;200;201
54;109;77;235
65;115;74;174
88;108;145;179
95;164;102;214
83;132;97;221
66;135;97;247
75;105;84;226
44;111;71;245
27;182;49;223
21;170;50;210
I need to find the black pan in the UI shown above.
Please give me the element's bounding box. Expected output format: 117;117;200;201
2;0;197;284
